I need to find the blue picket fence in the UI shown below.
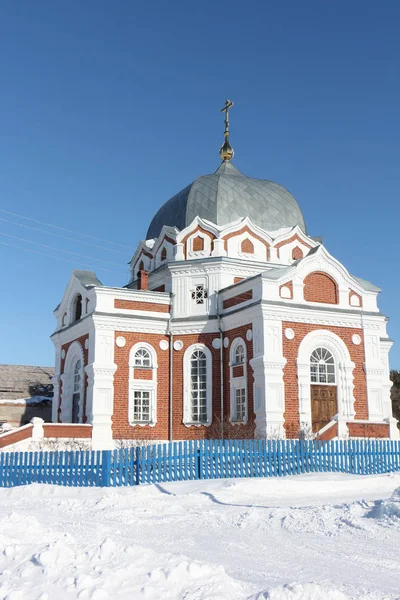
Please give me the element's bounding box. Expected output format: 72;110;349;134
0;439;400;488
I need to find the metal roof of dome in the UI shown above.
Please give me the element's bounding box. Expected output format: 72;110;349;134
146;161;306;240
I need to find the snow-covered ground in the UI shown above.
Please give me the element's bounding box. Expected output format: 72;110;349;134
1;473;400;599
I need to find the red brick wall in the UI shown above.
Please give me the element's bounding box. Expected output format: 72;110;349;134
60;334;89;423
114;299;170;313
241;238;254;253
223;290;253;309
0;425;33;448
232;365;244;378
304;272;338;304
347;422;389;438
43;424;93;439
292;246;304;260
192;236;205;251
134;369;153;380
222;325;255;439
151;285;166;292
113;332;170;440
282;322;368;438
318;422;338;441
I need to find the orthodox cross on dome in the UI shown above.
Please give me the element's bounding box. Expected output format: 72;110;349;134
219;98;235;162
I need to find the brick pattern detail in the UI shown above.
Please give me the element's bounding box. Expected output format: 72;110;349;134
279;281;293;299
223;290;253;309
0;425;33;448
43;424;93;439
138;270;149;290
347;422;389;438
275;234;313;252
304;272;338;304
112;326;254;441
133;369;153;380
349;290;363;308
60;334;89;424
232;365;244;378
192;236;205;251
181;226;215;259
114;299;170;313
241;238;254;253
222;226;269;253
292;246;304;260
317;422;338;441
234;277;244;283
282;322;368;438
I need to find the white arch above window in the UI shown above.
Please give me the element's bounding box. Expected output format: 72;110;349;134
129;342;158;369
230;337;247;366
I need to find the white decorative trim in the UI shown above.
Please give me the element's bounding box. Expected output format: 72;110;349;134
246;329;253;341
352;334;361;346
159;340;169;351
183;343;212;426
61;349;66;359
284;328;295;340
128;342;158;427
296;329;356;429
61;341;85;423
224;337;229;348
212;338;221;349
84;338;89;350
174;340;184;351
116;336;126;348
229;338;248;424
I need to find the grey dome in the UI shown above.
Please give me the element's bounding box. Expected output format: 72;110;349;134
146;161;306;239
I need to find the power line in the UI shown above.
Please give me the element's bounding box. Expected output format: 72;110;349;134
0;231;127;269
0;215;129;256
0;208;133;250
0;239;127;276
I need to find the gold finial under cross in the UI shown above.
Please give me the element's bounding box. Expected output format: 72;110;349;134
219;99;235;162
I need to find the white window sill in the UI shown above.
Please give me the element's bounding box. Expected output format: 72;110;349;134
129;420;156;428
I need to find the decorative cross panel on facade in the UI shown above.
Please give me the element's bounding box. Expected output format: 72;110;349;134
191;285;208;304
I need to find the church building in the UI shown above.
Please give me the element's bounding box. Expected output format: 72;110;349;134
51;101;398;449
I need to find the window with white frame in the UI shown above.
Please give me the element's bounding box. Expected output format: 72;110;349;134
230;338;248;424
310;347;336;384
132;390;151;422
134;347;151;367
234;388;246;422
183;344;212;426
234;344;245;365
190;350;208;423
129;343;157;426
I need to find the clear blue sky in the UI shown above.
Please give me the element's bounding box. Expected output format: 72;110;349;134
0;1;399;367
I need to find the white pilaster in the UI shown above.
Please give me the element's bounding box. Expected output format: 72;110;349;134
211;238;227;257
86;328;117;450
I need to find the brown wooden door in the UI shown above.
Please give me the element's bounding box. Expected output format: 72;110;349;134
311;385;338;433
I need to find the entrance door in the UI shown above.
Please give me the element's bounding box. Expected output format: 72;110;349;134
311;385;338;432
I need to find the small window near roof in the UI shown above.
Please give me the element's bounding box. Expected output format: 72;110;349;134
73;295;82;322
234;344;245;365
161;247;167;261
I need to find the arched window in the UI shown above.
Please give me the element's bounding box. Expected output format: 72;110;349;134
72;294;82;322
230;338;248;424
161;247;167;261
310;348;336;384
134;348;152;367
72;359;82;423
190;350;208;423
234;344;245;365
129;343;157;426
